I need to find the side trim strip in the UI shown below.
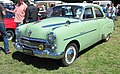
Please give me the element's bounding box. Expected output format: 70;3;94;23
64;29;97;41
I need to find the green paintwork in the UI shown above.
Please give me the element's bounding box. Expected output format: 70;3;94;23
17;4;114;54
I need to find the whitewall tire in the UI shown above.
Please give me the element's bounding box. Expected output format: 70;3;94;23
61;43;78;66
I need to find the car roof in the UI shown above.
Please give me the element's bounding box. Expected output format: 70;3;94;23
57;3;100;7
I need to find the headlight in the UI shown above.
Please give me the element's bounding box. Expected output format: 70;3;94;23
15;28;21;42
47;32;56;44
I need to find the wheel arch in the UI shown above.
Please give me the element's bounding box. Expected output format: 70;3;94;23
66;40;80;52
6;28;15;33
102;33;112;40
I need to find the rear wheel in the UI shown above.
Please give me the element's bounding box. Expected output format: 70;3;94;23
61;43;78;66
6;30;15;41
104;34;110;42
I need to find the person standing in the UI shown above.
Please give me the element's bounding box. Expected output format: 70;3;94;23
110;3;116;21
106;4;111;18
6;0;27;27
24;2;38;23
0;4;10;54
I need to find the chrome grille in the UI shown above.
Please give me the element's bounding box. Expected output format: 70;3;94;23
20;37;48;49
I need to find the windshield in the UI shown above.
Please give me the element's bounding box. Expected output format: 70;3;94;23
47;5;83;19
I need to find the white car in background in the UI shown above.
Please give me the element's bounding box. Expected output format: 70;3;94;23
93;0;112;7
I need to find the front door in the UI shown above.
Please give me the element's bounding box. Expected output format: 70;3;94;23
79;7;100;50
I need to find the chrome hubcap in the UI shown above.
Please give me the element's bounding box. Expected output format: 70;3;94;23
65;46;76;64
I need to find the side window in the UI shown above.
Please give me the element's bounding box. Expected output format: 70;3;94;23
52;6;74;17
75;8;82;18
94;7;104;18
52;6;62;16
83;8;94;19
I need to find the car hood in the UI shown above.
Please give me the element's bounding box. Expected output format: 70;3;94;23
23;17;79;39
37;17;79;28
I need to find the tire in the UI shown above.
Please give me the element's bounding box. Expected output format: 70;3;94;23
6;30;15;41
104;34;110;42
61;43;78;66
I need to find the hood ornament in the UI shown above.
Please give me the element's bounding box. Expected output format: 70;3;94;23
28;30;32;37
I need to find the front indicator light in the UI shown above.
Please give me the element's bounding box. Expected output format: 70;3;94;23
38;44;44;51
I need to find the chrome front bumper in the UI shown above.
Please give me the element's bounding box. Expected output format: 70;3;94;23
14;43;64;59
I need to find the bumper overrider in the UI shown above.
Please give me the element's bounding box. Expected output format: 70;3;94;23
14;37;64;59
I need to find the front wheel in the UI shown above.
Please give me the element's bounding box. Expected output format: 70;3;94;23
61;43;78;66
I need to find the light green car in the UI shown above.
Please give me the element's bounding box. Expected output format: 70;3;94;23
14;3;114;66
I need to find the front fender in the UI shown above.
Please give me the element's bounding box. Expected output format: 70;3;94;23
53;24;80;53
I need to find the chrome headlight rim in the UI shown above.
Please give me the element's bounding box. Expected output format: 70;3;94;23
47;32;56;44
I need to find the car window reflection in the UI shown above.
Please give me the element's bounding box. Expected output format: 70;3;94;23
47;5;82;19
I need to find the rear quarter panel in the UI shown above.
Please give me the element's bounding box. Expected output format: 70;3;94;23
100;18;114;37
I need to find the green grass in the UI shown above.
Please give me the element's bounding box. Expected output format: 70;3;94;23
0;17;120;74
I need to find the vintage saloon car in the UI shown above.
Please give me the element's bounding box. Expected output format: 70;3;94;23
14;3;114;66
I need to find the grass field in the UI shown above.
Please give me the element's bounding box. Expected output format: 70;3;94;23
0;17;120;74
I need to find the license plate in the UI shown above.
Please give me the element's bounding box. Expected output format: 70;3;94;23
23;49;34;55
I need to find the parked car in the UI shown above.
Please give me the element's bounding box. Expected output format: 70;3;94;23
4;18;16;41
14;3;114;66
0;18;16;41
